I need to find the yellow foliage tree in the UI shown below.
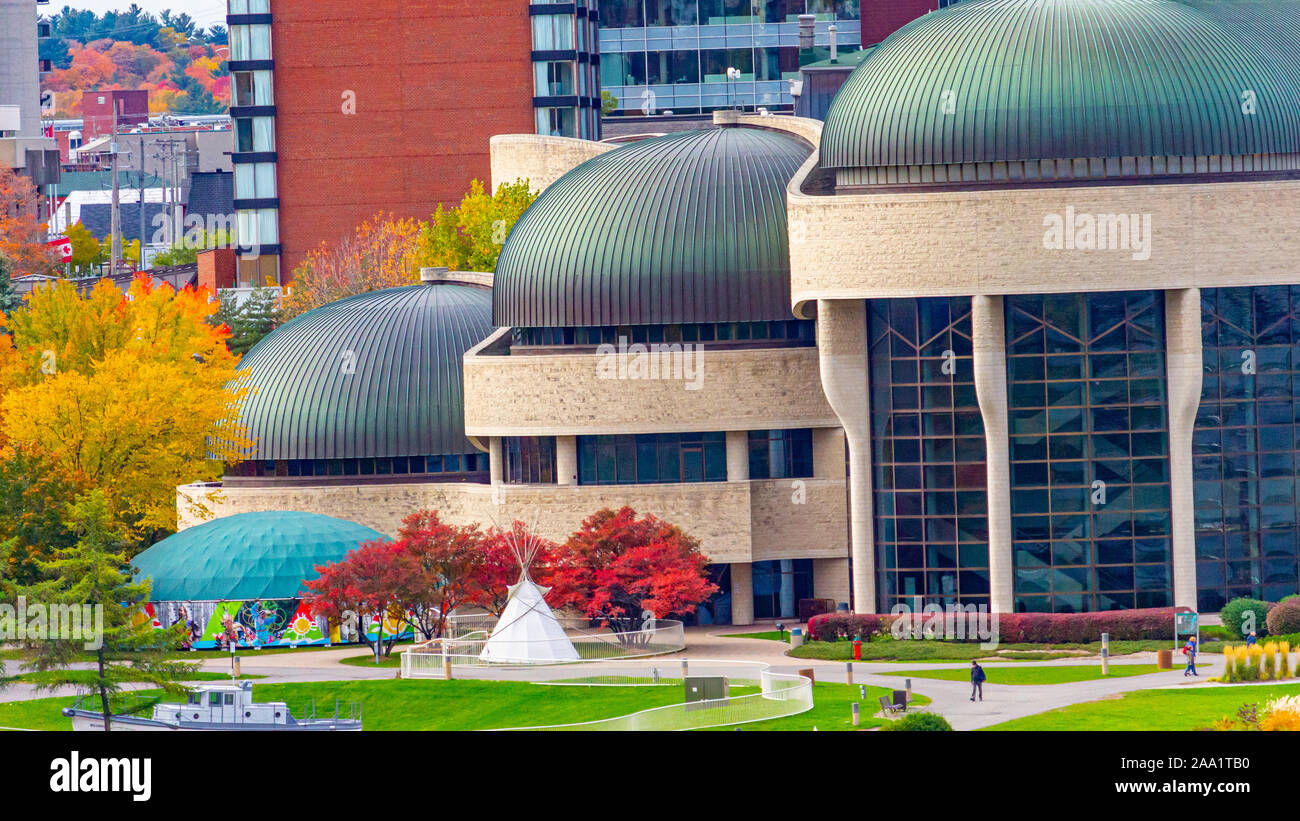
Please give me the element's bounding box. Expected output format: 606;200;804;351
417;178;535;273
282;212;424;320
0;275;251;546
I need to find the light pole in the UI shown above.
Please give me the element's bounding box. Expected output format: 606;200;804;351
726;66;742;111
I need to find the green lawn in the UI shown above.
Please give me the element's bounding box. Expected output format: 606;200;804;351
879;663;1168;685
0;677;928;731
339;653;405;668
10;669;263;685
791;637;1175;663
719;630;789;642
983;682;1300;730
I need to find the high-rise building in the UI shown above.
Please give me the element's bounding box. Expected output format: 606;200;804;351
0;0;58;185
597;0;938;117
226;0;592;285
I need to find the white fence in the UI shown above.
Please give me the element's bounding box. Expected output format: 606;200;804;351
400;618;686;678
495;661;815;731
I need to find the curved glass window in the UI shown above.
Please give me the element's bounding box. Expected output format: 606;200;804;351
1194;286;1300;611
1006;292;1172;613
870;297;989;611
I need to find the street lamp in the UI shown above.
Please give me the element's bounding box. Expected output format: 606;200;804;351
726;66;742;110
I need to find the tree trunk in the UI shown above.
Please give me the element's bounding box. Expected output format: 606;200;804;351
97;646;111;732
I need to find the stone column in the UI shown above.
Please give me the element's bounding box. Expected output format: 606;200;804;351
816;299;876;613
730;561;754;625
556;435;578;485
1165;288;1203;611
489;436;503;484
726;430;749;482
972;295;1014;614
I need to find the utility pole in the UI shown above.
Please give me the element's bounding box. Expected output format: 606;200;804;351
138;135;146;266
109;132;120;278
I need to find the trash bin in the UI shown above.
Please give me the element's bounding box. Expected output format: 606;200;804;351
1157;648;1173;669
790;627;805;647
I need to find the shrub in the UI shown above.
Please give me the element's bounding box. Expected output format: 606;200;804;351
881;711;952;731
1267;599;1300;636
1281;642;1292;679
994;607;1186;643
806;613;886;642
1222;646;1237;682
1221;598;1271;640
1263;645;1277;681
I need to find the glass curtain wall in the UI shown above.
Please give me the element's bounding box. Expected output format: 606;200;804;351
1005;292;1173;613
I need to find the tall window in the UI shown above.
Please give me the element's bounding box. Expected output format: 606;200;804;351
578;433;726;484
232;71;273;106
753;559;813;619
532;14;575;50
1006;292;1172;613
1194;286;1300;611
870;297;989;612
505;437;557;484
748;429;813;479
229;24;272;61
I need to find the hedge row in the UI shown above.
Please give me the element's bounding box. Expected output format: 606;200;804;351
806;606;1188;644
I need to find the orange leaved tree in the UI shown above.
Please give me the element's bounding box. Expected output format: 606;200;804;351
281;213;423;319
0;167;58;276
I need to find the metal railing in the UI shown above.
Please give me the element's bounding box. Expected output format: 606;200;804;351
401;618;686;678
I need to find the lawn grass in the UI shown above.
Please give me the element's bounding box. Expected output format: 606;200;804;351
982;682;1300;731
719;630;789;642
10;669;263;685
791;637;1173;663
339;653;405;668
878;663;1168;685
0;677;929;731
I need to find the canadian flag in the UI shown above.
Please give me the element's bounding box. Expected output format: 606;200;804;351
47;236;73;262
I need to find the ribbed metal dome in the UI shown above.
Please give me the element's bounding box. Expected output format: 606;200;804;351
494;126;813;328
234;282;492;460
821;0;1300;169
133;512;385;601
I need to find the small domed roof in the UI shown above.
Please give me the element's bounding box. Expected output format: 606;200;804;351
133;512;385;601
493;126;812;328
821;0;1300;170
235;281;492;461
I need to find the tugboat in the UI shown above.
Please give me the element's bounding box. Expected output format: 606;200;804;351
63;680;362;731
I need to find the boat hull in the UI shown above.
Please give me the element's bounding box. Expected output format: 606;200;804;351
64;708;362;731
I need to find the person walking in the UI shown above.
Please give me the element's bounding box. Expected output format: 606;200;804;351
970;660;986;701
1183;635;1199;677
1247;630;1257;648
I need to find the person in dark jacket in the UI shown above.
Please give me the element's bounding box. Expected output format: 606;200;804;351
970;660;986;701
1183;635;1199;677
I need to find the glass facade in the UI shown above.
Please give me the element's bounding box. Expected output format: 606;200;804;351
869;297;990;612
228;453;489;480
598;0;862;114
1194;286;1300;611
512;319;815;347
1005;292;1173;613
577;432;727;484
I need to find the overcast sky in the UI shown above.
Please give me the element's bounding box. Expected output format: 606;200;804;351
52;1;229;29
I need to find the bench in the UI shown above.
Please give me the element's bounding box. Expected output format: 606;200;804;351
879;695;906;715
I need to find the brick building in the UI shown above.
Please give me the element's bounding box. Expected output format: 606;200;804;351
227;0;584;285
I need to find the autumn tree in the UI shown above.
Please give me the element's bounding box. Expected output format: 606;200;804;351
0;275;251;549
418;179;535;273
305;539;405;662
547;507;718;640
387;510;492;641
65;221;105;273
282;213;423;320
0;169;57;277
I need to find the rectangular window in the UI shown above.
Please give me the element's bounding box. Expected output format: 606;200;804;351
230;24;272;61
748;429;814;479
577;432;727;485
504;437;557;484
235;162;276;199
233;70;273;106
532;14;575;50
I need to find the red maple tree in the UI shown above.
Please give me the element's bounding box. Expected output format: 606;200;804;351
305;539;405;660
547;507;718;638
477;520;559;616
0;168;58;276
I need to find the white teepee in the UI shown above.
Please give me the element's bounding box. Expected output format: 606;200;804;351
479;519;579;664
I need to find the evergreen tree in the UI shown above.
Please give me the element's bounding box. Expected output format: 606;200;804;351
210;286;281;356
0;254;21;321
21;491;194;730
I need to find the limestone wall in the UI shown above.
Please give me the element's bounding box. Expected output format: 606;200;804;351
489;134;617;194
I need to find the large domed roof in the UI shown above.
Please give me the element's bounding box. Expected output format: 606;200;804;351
493;126;812;328
133;512;385;601
821;0;1300;170
235;281;492;461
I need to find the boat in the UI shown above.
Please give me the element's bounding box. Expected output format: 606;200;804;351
63;680;362;731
